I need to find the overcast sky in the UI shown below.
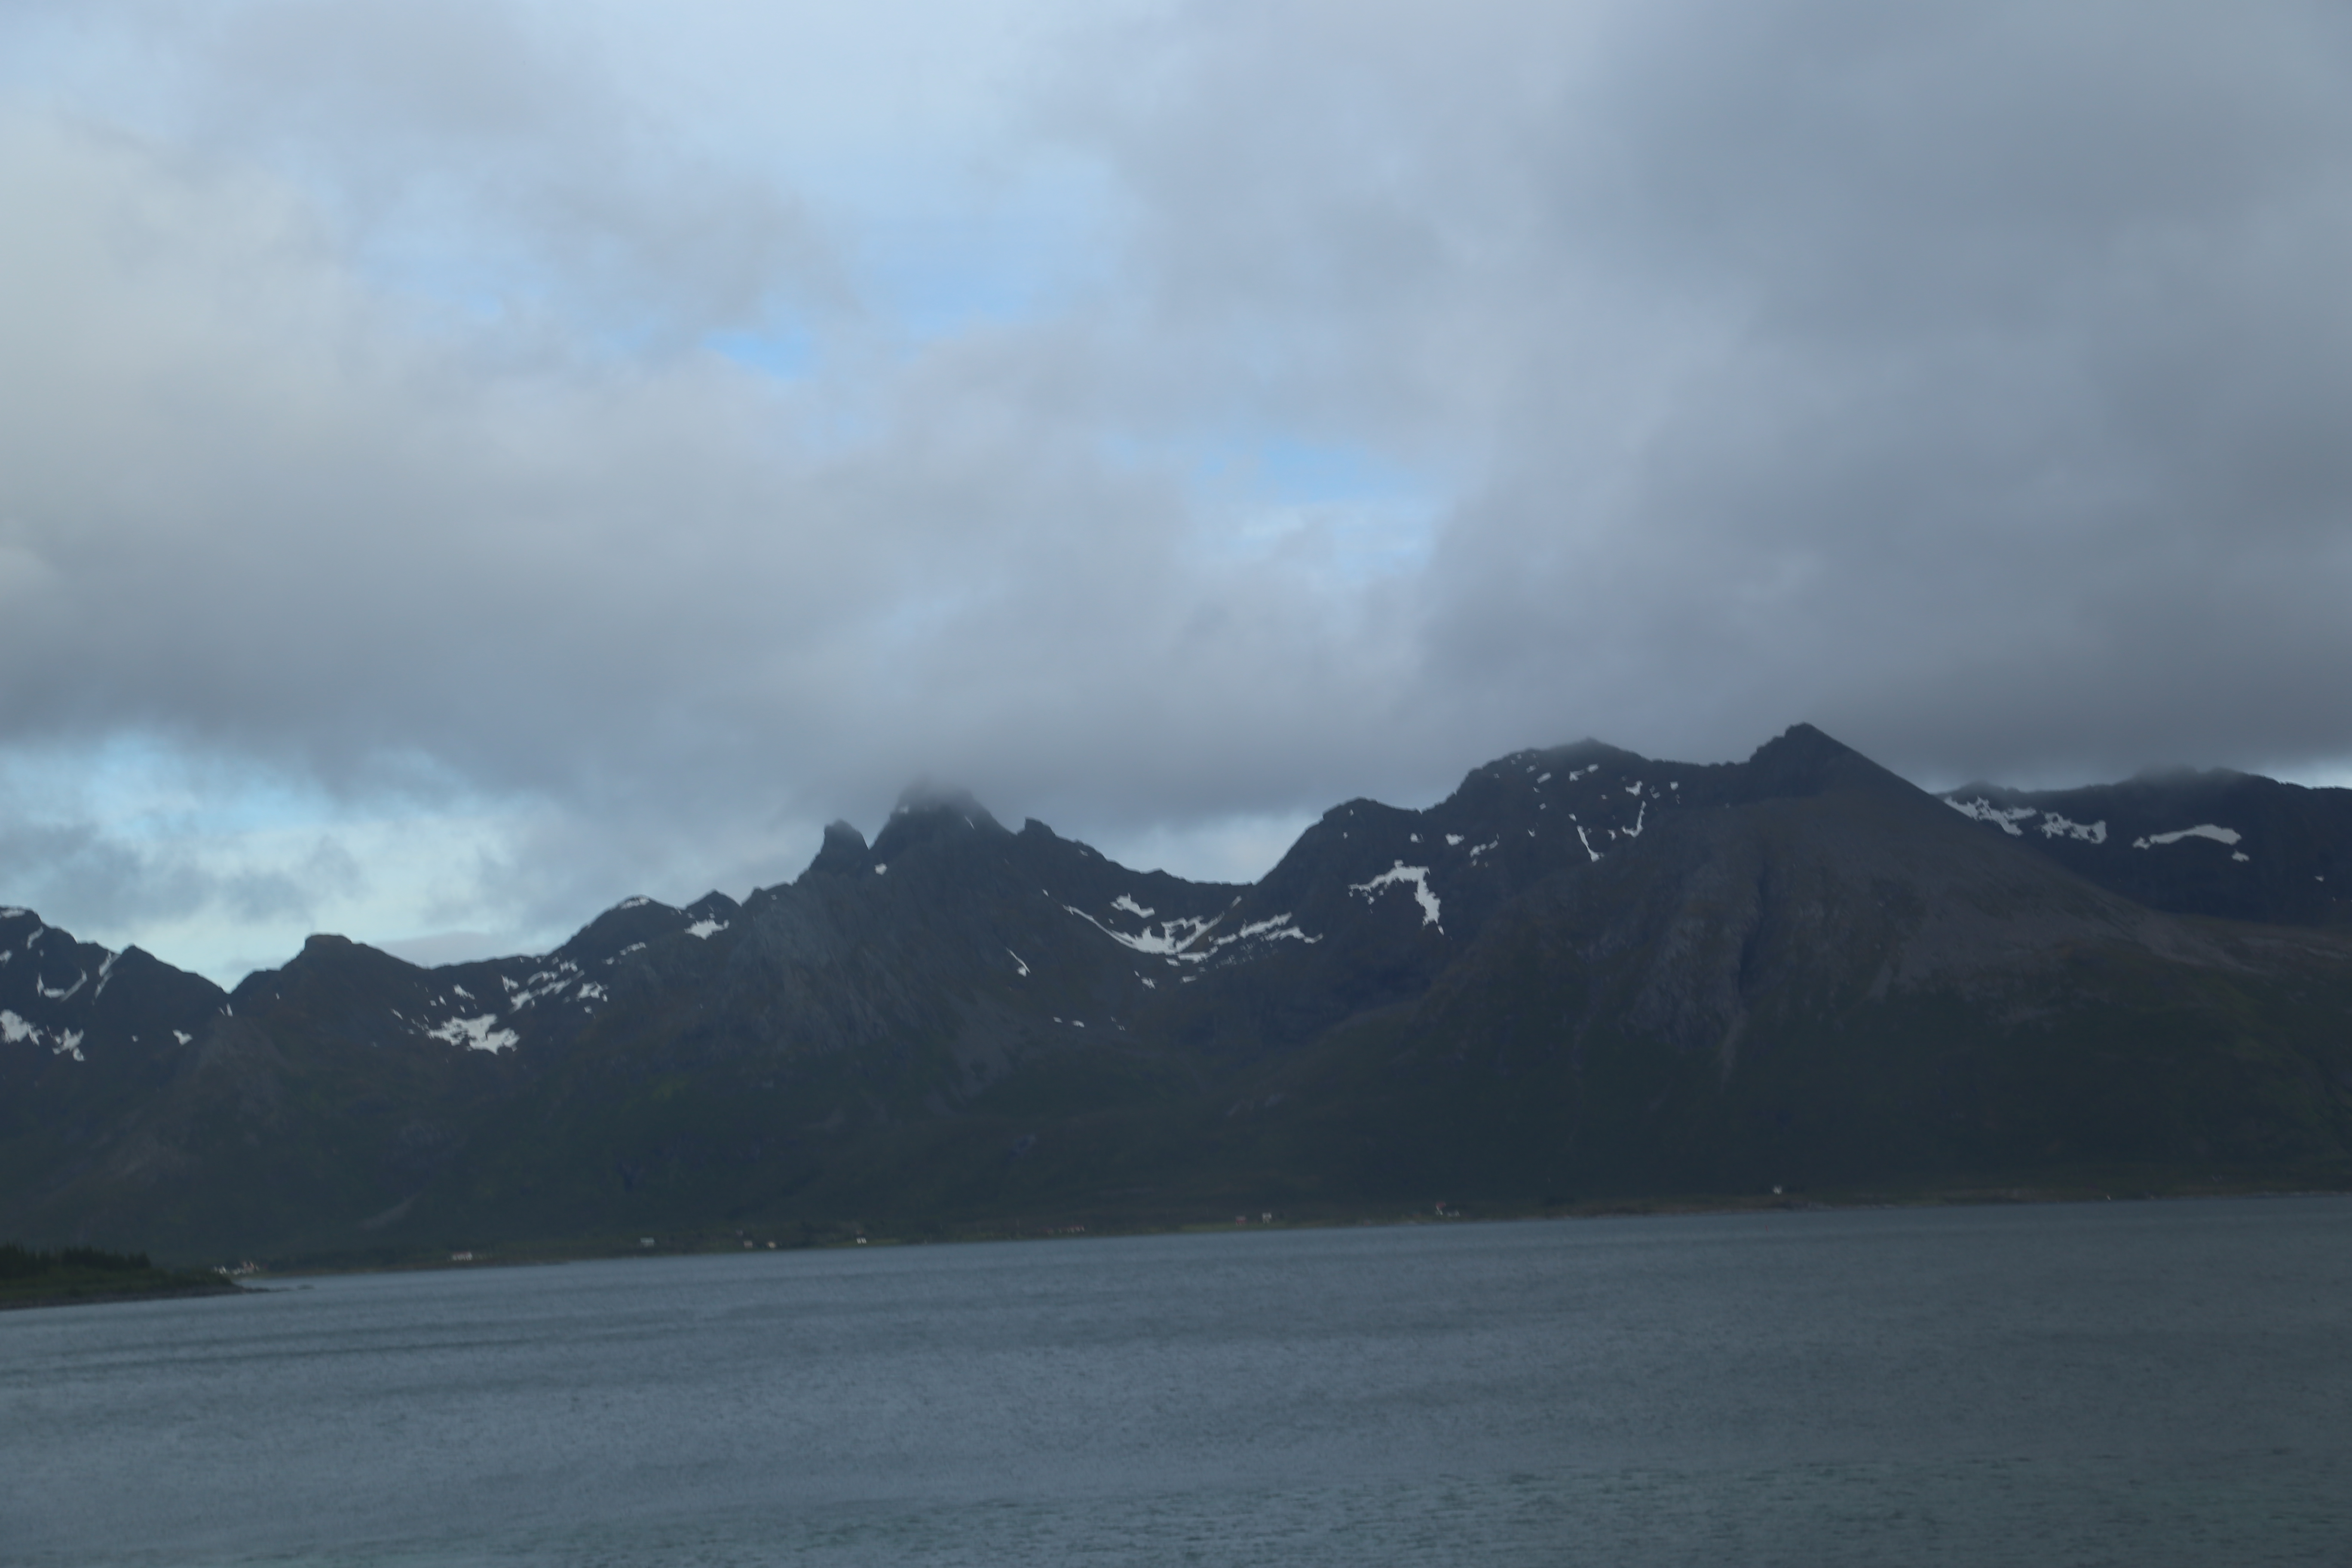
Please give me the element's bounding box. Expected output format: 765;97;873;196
4;0;2350;982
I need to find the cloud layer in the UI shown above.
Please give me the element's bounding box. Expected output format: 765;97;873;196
5;0;2351;976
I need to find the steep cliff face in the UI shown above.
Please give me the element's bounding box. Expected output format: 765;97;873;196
7;726;2352;1259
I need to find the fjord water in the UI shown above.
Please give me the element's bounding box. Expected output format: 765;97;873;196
6;1201;2349;1566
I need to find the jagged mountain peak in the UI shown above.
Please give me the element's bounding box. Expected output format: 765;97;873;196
802;820;870;879
870;785;1009;864
1737;720;1852;775
303;932;362;952
554;894;697;966
231;930;436;1008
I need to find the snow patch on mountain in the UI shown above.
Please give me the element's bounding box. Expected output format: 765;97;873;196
1233;913;1320;945
1947;797;2109;844
0;1010;83;1060
502;961;590;1009
427;1014;519;1053
2133;825;2242;850
1944;797;2038;835
1350;863;1442;931
686;919;729;939
1066;905;1221;961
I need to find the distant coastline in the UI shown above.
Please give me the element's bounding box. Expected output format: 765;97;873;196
0;1243;247;1312
222;1173;2352;1283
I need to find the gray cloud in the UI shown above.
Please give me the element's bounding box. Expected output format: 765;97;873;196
1051;0;2352;785
3;0;2352;971
0;811;354;942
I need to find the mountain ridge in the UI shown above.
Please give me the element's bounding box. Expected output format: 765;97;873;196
6;724;2352;1260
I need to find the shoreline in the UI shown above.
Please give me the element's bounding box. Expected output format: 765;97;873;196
228;1175;2352;1284
0;1278;251;1313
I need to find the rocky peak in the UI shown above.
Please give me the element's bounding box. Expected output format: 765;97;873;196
803;821;871;880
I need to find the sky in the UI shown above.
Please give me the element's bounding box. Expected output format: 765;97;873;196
3;0;2350;983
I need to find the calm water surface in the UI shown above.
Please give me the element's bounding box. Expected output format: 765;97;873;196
5;1198;2350;1565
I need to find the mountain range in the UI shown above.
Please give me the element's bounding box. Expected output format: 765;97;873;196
6;724;2351;1263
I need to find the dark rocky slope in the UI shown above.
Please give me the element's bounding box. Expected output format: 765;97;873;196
1237;744;2352;1205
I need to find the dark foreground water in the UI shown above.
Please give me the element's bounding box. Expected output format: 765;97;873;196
6;1199;2351;1566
